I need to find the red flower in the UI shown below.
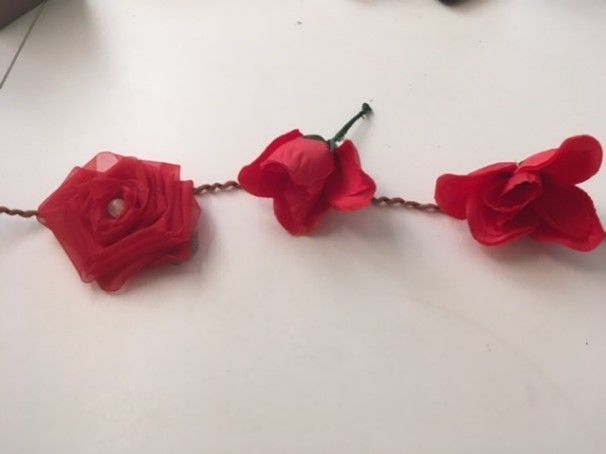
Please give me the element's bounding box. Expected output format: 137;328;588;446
435;135;604;251
238;105;376;234
37;152;201;291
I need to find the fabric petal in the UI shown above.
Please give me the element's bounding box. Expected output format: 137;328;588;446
466;193;539;246
83;151;121;173
261;137;334;187
484;172;542;214
435;163;517;219
518;135;602;186
324;140;376;211
272;187;330;235
238;130;303;197
38;153;200;291
531;185;605;251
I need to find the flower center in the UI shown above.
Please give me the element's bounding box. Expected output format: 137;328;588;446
107;198;125;218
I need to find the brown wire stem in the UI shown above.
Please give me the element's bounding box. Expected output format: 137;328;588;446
1;182;440;219
193;180;241;195
372;196;442;212
192;180;441;213
0;206;38;218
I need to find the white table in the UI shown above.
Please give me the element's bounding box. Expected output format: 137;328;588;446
1;1;605;453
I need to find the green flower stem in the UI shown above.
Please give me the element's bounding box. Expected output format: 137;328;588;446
328;103;373;149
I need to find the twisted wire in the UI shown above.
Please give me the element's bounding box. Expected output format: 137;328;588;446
192;181;441;213
193;180;241;195
2;181;441;219
0;206;38;218
372;196;442;212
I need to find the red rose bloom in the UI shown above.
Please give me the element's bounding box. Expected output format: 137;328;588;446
238;105;376;234
37;152;201;291
238;131;376;234
435;135;604;251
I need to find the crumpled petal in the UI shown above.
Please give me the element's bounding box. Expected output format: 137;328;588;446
518;135;602;186
239;131;379;234
531;184;605;251
435;162;517;219
324;140;376;211
272;186;330;235
238;130;315;197
260;137;334;187
484;171;542;214
466;193;540;245
238;133;336;234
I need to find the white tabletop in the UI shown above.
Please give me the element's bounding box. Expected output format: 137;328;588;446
1;1;605;453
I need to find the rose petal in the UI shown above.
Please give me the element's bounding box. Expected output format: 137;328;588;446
94;181;200;291
466;193;539;246
83;151;120;173
238;130;303;197
38;153;200;291
260;137;334;187
239;131;340;234
531;185;605;251
484;172;542;213
272;186;330;235
435;163;517;219
518;135;602;185
324;140;376;211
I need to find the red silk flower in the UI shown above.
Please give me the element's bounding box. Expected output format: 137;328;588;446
435;135;604;251
238;105;376;234
37;152;201;291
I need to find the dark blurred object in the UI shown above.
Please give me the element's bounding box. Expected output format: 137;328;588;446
439;0;468;4
0;0;44;30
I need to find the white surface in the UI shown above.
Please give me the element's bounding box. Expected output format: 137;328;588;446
1;1;606;453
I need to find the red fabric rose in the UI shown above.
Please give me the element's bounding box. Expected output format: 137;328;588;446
238;130;376;234
435;135;605;251
37;152;201;291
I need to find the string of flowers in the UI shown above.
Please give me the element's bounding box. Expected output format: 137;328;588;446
1;104;603;291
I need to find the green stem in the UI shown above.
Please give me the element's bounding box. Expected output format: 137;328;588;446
328;103;373;149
